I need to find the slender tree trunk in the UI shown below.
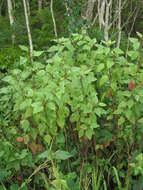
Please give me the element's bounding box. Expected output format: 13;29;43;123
38;0;42;10
50;0;57;37
117;0;121;48
23;0;33;62
7;0;15;44
98;0;106;29
26;0;31;16
104;0;112;42
86;0;96;22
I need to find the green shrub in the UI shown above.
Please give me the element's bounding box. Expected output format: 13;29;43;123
1;32;143;189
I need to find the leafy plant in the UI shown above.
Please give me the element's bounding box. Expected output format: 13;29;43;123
1;32;143;189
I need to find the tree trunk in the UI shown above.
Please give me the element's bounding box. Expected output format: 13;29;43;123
104;0;112;42
86;0;96;22
117;0;121;48
7;0;15;44
98;0;106;29
50;0;57;37
38;0;42;10
23;0;33;63
26;0;31;16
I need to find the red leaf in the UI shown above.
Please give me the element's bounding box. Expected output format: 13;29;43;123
16;137;23;143
128;81;136;90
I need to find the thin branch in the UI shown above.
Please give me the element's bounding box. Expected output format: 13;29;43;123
92;13;98;25
109;0;128;29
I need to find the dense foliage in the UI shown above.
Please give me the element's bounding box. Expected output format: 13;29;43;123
1;0;143;189
1;31;143;189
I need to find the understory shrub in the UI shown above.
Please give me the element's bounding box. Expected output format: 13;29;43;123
0;32;143;189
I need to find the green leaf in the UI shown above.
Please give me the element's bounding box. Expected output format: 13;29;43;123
20;99;32;110
97;64;104;72
38;151;50;159
27;89;34;97
99;103;106;107
32;102;44;114
0;87;10;94
31;128;38;140
78;129;84;138
21;120;30;132
85;128;93;140
19;45;28;52
33;50;44;57
20;56;27;65
44;135;52;145
57;115;65;128
129;38;140;50
138;118;143;124
10;184;19;190
48;45;59;52
48;102;56;111
0;151;4;158
107;60;114;69
54;150;73;160
136;32;142;38
127;99;134;109
2;76;13;83
118;117;125;125
113;48;124;55
127;51;139;60
56;133;65;144
100;75;108;86
38;123;46;136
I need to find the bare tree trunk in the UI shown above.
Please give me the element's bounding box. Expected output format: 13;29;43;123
86;0;96;22
7;0;15;44
26;0;30;16
23;0;33;63
98;0;106;29
38;0;42;10
50;0;57;37
117;0;121;48
104;0;112;42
